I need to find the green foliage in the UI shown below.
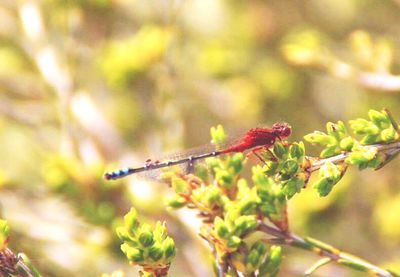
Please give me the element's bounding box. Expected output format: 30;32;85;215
304;120;353;158
313;162;344;197
99;25;170;87
349;109;398;144
116;208;176;276
305;109;399;172
0;219;9;250
258;245;282;277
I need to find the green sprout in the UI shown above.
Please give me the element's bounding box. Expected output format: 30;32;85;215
116;208;176;276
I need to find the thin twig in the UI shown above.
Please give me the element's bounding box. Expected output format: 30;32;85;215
304;257;332;275
307;141;400;172
257;222;393;277
322;59;400;92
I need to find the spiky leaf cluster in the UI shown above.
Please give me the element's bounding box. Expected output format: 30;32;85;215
116;208;176;276
231;242;282;277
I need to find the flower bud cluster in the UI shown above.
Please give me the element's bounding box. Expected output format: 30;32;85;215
116;208;176;276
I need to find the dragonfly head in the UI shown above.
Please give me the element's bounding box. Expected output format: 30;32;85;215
272;122;292;138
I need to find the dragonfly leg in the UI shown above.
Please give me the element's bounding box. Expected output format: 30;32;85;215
245;146;265;163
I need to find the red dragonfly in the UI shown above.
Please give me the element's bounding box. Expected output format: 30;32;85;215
104;122;291;180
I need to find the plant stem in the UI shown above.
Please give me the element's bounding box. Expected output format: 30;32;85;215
307;141;400;172
0;248;37;277
257;222;394;277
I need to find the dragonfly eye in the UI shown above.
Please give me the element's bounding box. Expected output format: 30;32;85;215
272;123;292;138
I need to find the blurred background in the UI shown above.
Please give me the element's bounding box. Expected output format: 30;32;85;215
0;0;400;276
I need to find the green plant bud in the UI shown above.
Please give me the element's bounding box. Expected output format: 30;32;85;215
138;231;154;247
206;157;219;172
304;131;335;146
259;203;276;215
251;241;267;255
162;237;176;260
334;121;347;134
206;187;221;205
268;245;282;268
227;235;242;249
367;155;384;169
234;216;258;234
368;109;390;128
346;147;377;165
171;176;189;194
350;119;380;135
360;134;379;144
252;165;272;187
273;142;287;159
259;245;282;276
320;161;341;180
126;247;145;263
320;146;340;158
313;178;333;197
215;170;233;187
289;142;305;159
282;176;304;199
0;220;9;237
230;153;244;173
0;220;9;250
339;136;354;151
211;125;226;146
215;217;230;238
124;208;139;231
245;250;260;268
152;222;167;241
148;245;163;261
239;198;257;215
326;122;341;138
381;127;398;142
116;227;131;241
166;195;187;208
281;160;299;176
263;161;279;175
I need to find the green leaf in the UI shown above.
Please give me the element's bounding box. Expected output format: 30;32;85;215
320;146;340;158
259;245;282;277
281;160;299;176
215;169;233;187
124;208;138;231
227;235;242;249
339;136;354;151
148;244;163;261
215;217;230;238
282;176;304;199
360;134;380;144
304;131;335;145
349;118;379;135
368;109;390;128
171;176;189;194
126;247;145;263
138;231;154;247
381;127;398;142
210;125;226;146
162;237;176;260
229;153;244;173
289;142;305;160
166;194;187;208
273;142;287;159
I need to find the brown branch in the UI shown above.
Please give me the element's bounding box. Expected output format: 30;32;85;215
322;59;400;92
257;222;394;277
307;141;400;172
0;248;35;277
